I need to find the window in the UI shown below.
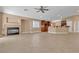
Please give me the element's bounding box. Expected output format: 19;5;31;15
33;21;40;28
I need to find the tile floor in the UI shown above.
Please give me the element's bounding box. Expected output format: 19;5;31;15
0;33;79;53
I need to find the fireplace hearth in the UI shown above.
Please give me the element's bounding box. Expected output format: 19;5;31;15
7;27;19;35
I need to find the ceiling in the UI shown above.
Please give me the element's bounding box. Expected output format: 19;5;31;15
0;6;79;20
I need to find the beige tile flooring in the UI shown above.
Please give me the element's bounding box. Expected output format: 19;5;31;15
0;33;79;53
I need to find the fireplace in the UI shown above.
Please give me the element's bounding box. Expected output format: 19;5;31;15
7;27;19;35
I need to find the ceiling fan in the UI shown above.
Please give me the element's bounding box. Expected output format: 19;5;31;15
34;6;49;13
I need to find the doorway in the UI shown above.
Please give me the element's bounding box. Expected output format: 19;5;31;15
21;19;30;33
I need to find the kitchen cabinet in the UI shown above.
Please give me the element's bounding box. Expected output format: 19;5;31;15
41;20;51;32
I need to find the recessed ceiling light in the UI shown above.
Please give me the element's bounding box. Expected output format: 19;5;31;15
24;9;28;11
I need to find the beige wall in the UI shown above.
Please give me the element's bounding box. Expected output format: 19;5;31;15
0;13;2;35
1;13;79;35
1;13;21;35
18;15;41;33
66;15;79;32
21;18;33;33
0;13;41;35
2;13;36;35
72;16;79;32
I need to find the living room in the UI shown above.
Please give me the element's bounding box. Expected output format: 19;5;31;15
0;6;79;53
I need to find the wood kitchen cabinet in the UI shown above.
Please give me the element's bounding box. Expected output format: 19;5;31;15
61;20;67;27
41;20;51;32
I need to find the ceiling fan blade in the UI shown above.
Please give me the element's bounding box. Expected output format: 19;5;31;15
44;9;49;11
35;6;49;13
34;8;40;10
36;11;40;12
41;6;48;9
24;9;28;11
40;6;44;9
41;10;45;13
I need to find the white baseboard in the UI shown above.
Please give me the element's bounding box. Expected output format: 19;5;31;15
69;32;79;34
48;32;69;34
21;31;40;34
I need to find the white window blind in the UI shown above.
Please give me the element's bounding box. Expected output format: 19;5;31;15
33;21;40;28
